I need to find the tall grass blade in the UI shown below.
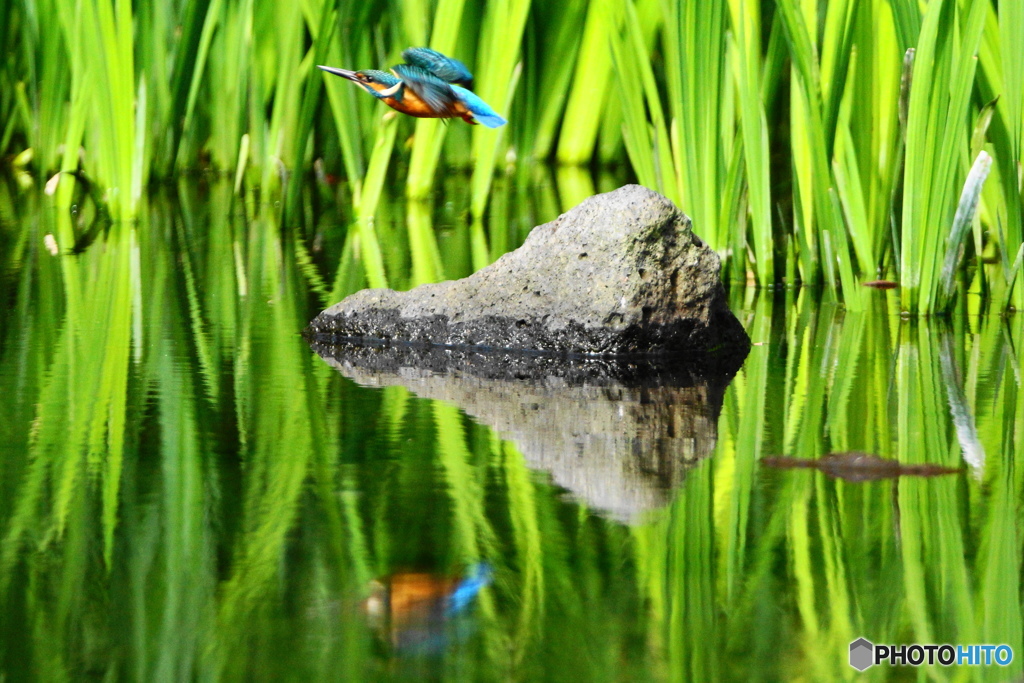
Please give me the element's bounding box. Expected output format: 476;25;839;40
938;151;992;310
556;0;622;165
405;0;468;199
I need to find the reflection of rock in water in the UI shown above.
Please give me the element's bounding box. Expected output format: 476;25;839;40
311;343;740;523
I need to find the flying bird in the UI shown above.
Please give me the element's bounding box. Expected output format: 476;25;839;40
318;47;506;128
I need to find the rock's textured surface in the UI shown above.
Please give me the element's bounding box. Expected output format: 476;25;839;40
307;184;749;358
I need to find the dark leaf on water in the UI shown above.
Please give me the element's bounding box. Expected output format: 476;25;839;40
762;452;961;482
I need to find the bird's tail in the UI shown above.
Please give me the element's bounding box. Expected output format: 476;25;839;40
445;562;493;616
452;86;507;128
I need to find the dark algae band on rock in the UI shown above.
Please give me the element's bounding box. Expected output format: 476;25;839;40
306;185;750;361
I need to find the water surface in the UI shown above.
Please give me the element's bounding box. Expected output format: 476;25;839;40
1;176;1022;681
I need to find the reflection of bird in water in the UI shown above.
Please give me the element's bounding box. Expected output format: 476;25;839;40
363;563;493;654
318;47;506;128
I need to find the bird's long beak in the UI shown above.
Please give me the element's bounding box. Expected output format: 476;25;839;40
317;65;359;81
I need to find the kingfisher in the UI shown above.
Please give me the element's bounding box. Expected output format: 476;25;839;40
317;47;506;128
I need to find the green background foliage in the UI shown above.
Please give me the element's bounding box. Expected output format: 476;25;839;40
1;0;1023;312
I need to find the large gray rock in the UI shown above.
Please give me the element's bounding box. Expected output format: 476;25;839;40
307;185;748;358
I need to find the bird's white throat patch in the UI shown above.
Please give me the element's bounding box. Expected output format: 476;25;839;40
378;81;403;97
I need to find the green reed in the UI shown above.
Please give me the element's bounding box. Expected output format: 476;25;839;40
2;0;1024;312
605;0;1022;310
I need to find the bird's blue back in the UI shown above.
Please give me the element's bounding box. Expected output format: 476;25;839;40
402;47;474;87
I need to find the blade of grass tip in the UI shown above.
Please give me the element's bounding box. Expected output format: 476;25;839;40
899;48;914;143
938;151;992;311
967;96;997;286
760;11;788;109
970;97;999;162
888;0;922;54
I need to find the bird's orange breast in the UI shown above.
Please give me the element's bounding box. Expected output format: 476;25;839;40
382;87;462;119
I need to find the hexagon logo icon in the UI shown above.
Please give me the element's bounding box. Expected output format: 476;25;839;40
850;638;874;671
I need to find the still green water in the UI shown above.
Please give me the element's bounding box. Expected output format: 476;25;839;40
1;174;1022;681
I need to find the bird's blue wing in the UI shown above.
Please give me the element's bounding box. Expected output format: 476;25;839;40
452;85;507;128
392;64;460;113
402;47;474;87
445;563;493;617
